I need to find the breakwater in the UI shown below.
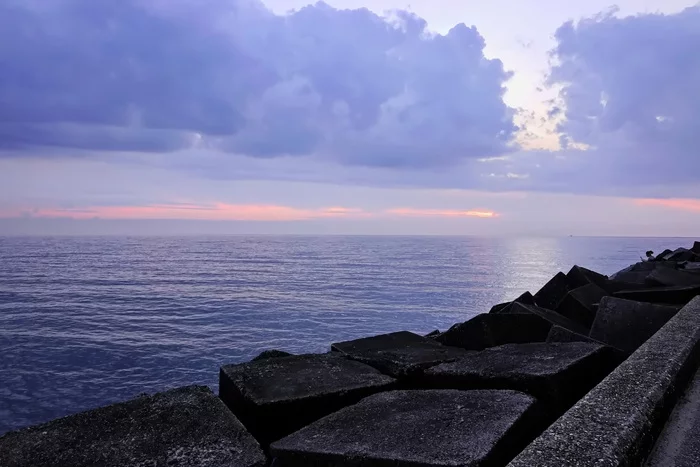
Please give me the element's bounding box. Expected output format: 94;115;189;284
2;242;700;466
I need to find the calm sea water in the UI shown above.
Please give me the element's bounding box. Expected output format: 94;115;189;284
0;235;688;434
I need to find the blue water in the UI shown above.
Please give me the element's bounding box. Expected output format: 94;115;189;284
0;235;687;434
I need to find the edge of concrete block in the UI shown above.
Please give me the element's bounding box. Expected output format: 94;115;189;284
508;295;700;467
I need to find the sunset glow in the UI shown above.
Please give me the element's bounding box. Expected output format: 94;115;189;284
386;208;497;218
634;198;700;212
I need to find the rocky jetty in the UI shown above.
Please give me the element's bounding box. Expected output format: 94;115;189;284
2;242;700;466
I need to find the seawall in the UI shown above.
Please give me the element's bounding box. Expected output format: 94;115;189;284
2;241;700;466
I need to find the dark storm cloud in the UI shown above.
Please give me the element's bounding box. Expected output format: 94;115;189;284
547;6;700;187
0;0;516;167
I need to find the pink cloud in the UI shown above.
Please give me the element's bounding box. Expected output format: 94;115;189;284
634;198;700;212
386;208;497;218
3;203;370;221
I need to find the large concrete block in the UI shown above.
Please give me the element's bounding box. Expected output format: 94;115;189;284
504;302;590;336
508;296;700;467
425;342;620;412
555;283;608;329
0;386;266;467
589;297;680;353
488;291;535;314
613;284;700;305
546;325;598;344
331;331;471;379
435;312;552;350
566;265;608;289
645;267;700;287
271;389;539;467
533;272;570;309
219;353;395;445
692;241;700;255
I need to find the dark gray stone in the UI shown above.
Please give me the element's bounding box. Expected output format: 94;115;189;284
613;284;700;305
0;386;266;467
589;297;680;353
654;249;673;261
692;241;700;255
435;312;552;350
425;342;620;412
488;291;535;313
219;353;395;445
331;331;471;379
647;366;700;467
507;296;700;467
271;389;539;467
505;302;590;336
555;283;608;329
668;248;700;262
646;267;700;287
567;265;608;289
424;329;441;338
533;272;570;309
252;349;293;361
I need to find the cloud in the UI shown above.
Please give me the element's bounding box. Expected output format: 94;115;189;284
0;0;516;168
545;6;700;188
386;208;496;218
1;202;371;221
634;198;700;212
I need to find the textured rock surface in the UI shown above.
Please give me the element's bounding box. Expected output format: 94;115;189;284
425;342;620;411
508;296;700;467
555;283;608;329
271;389;539;467
435;312;551;350
533;272;570;310
0;386;266;467
331;331;471;379
219;353;395;445
613;284;700;305
646;366;700;467
590;297;680;353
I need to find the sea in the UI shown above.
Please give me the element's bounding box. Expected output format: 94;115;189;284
0;235;688;435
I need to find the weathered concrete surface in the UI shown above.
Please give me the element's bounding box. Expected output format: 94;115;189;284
590;297;680;353
252;349;293;361
0;386;266;467
646;366;700;467
556;283;608;329
331;331;471;379
533;272;570;310
613;284;700;305
435;312;551;350
646;267;700;287
425;342;620;411
271;389;539;467
508;296;700;467
504;302;590;336
219;353;395;445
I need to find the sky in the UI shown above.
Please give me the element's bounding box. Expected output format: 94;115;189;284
1;0;699;236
